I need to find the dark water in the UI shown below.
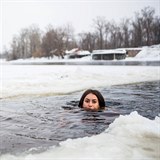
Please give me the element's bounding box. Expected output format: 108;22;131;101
14;60;160;66
0;81;159;155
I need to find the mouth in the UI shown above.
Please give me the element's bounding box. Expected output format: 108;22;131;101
84;108;98;112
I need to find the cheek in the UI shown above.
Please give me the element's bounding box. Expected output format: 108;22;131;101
94;103;100;109
82;101;87;107
94;103;99;108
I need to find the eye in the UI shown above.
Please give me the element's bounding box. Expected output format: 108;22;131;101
92;100;97;104
85;99;90;103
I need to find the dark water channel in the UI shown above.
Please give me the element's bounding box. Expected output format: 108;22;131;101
0;81;159;155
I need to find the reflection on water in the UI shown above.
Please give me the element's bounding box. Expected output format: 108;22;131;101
0;81;159;155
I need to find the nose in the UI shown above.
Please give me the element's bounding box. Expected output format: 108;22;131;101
88;101;93;107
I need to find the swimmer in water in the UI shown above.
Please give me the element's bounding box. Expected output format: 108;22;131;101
78;89;105;111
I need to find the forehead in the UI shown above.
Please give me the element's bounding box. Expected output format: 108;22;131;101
84;93;98;100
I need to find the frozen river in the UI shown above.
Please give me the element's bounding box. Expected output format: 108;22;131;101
0;63;160;160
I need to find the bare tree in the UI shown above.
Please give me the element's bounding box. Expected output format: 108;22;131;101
104;22;111;49
131;12;144;47
41;24;76;58
152;16;160;44
8;36;19;60
130;6;158;47
78;32;96;52
28;25;42;57
19;28;31;58
120;19;131;47
141;6;155;45
63;23;77;50
41;25;56;58
9;28;30;59
93;16;107;49
108;21;120;48
9;25;42;59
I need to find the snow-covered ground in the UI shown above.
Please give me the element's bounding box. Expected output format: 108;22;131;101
130;44;160;61
1;44;159;99
1;64;159;99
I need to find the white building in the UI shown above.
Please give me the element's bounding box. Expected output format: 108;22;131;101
92;49;126;60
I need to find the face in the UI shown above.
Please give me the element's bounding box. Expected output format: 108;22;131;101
83;93;100;111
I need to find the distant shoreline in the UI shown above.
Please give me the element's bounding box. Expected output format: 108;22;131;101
10;60;160;66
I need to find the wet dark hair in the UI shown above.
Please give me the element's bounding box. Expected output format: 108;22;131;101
78;89;105;109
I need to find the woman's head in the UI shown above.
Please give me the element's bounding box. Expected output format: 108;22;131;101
78;89;105;111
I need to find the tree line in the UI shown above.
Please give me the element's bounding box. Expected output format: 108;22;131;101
3;6;160;60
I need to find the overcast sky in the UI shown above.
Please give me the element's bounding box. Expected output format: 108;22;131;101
0;0;160;52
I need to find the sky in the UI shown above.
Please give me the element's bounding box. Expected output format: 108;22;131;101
0;0;160;52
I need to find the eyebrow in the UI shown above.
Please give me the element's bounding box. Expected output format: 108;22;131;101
85;98;97;101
